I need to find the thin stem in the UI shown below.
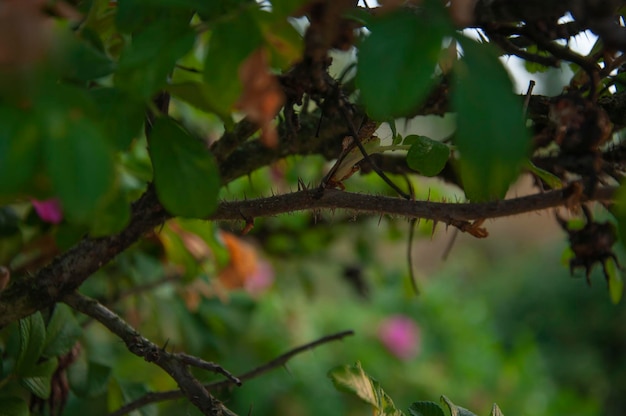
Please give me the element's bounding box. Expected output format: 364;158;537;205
108;330;355;416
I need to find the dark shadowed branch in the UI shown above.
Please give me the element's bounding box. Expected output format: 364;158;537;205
63;292;238;416
108;330;355;416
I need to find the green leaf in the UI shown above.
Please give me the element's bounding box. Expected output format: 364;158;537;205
270;0;309;17
440;396;478;416
605;257;623;304
0;396;29;416
203;10;264;114
406;135;450;177
20;358;58;399
115;0;194;34
166;82;231;120
15;312;46;376
524;160;563;189
89;194;132;237
409;401;445;416
612;182;626;242
68;357;112;398
256;10;304;69
489;403;504;416
356;2;451;120
42;304;82;358
116;20;196;98
56;31;115;82
108;379;158;416
44;113;116;223
523;45;551;74
453;37;530;201
328;362;405;416
149;117;220;217
0;105;42;198
90;88;145;151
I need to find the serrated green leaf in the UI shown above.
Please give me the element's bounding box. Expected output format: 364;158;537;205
42;304;82;358
489;403;504;416
440;396;478;416
90;88;145;151
116;20;195;98
149;117;220;218
68;357;113;398
20;358;58;399
409;401;445;416
0;396;29;416
356;2;451;120
453;37;530;201
406;135;450;176
605;257;623;304
328;362;405;416
203;10;264;114
15;312;46;376
44;113;116;223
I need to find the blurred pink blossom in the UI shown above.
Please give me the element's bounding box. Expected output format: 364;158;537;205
378;315;421;361
244;260;274;296
31;198;63;224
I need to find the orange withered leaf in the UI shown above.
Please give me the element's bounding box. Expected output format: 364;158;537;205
236;48;285;148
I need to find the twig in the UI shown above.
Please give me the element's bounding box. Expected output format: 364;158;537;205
336;105;411;199
81;274;180;328
490;34;560;68
108;330;355;416
523;80;536;118
63;292;237;416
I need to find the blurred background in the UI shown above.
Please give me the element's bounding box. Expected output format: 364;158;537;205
3;7;622;414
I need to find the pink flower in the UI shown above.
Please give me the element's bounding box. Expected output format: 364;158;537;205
244;260;274;296
378;315;421;361
31;198;63;224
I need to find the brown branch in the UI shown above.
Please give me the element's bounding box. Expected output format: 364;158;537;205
212;183;616;224
63;292;237;416
108;330;355;416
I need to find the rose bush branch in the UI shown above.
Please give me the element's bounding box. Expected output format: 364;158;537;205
63;292;237;416
109;330;354;416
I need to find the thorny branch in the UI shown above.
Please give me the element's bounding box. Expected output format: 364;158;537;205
2;2;626;415
213;183;615;226
63;292;239;416
108;330;355;416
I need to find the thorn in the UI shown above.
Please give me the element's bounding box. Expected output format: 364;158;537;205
161;339;170;351
378;213;384;226
239;211;254;235
431;220;438;238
